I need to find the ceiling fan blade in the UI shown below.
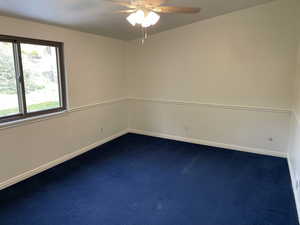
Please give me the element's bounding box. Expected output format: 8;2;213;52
114;9;136;13
153;6;201;14
144;0;169;6
107;0;137;9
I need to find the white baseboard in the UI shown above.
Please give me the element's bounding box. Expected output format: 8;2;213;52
0;129;129;191
128;129;287;158
287;155;300;224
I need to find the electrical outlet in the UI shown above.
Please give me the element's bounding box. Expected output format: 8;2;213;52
268;137;273;142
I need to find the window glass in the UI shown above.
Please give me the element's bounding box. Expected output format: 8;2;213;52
0;41;20;117
21;43;60;112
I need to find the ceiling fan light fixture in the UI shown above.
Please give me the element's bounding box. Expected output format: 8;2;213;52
126;9;160;28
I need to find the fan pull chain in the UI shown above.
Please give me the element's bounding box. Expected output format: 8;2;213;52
140;27;149;45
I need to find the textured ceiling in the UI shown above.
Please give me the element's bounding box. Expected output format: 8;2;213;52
0;0;274;40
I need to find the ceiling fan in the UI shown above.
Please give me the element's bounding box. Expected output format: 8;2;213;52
110;0;201;34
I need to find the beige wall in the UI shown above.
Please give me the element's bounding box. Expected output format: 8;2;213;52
0;16;127;184
127;0;298;154
294;27;300;117
127;0;298;108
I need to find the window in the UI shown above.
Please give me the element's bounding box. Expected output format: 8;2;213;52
0;35;66;123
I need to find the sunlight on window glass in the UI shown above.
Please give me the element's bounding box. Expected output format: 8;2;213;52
0;42;20;117
21;44;60;112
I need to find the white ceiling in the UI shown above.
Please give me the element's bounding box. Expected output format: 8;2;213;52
0;0;274;40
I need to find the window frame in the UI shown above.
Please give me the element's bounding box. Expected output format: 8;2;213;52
0;35;67;124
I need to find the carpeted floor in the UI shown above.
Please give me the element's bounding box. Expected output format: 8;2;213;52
0;133;298;225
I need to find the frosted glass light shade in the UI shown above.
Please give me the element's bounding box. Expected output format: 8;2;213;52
135;10;145;24
146;12;160;25
127;13;137;26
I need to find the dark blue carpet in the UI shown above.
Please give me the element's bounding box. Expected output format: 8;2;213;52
0;133;298;225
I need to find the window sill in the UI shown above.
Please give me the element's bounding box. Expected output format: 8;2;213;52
0;110;68;131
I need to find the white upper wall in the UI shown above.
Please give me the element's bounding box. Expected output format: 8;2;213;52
126;0;298;109
0;15;126;108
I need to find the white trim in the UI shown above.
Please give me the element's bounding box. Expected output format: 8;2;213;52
0;98;127;131
128;97;291;114
287;154;300;224
0;110;69;131
0;129;129;191
69;97;128;113
128;128;287;158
